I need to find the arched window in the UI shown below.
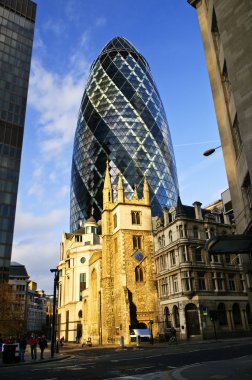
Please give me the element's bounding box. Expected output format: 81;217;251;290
232;303;242;325
218;303;227;325
164;306;171;328
173;305;180;328
135;266;144;282
78;310;83;319
169;230;172;243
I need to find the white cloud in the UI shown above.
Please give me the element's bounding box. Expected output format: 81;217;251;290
43;19;66;36
80;30;90;46
13;209;69;293
95;16;107;27
28;58;88;159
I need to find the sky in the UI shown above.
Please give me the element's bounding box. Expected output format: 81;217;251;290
11;0;228;293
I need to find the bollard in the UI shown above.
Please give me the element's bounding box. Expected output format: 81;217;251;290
136;335;141;348
120;336;124;348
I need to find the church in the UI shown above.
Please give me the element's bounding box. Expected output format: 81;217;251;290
57;162;159;344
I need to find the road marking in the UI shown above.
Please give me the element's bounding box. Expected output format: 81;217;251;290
145;355;163;358
189;349;200;352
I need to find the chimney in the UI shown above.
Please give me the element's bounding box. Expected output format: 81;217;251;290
193;201;203;220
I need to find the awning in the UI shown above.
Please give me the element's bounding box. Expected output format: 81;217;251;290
205;235;252;254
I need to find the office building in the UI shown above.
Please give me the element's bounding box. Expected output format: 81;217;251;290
154;198;252;340
0;0;37;280
70;36;179;232
188;0;252;236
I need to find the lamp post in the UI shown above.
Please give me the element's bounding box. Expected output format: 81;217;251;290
50;268;59;358
149;320;154;345
203;145;221;157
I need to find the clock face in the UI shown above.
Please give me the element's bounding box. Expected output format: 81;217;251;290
80;257;86;264
134;251;144;262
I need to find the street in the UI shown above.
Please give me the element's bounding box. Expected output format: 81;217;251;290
1;338;252;379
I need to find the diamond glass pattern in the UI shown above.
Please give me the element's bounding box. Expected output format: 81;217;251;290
70;37;179;232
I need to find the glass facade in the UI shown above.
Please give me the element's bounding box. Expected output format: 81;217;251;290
71;37;179;232
0;0;36;280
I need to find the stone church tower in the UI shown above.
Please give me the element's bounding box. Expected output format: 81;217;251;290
101;162;159;344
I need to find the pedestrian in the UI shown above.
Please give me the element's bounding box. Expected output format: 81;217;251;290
60;336;64;346
28;333;38;360
19;336;27;362
4;335;14;344
38;334;48;359
170;326;177;344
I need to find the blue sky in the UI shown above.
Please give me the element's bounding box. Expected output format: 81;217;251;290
12;0;228;293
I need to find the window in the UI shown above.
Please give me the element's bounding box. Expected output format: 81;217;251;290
193;227;198;239
75;235;82;242
170;250;176;266
135;266;143;282
198;272;206;290
225;254;231;264
172;274;179;293
205;229;210;239
195;247;202;262
240;274;245;291
164;307;171;328
211;253;219;263
211;272;216;290
160;277;169;296
178;225;183;238
178;225;187;238
216;272;224;290
173;305;180;328
131;211;141;224
80;273;86;300
113;213;117;228
181;245;189;262
169;230;172;243
232;114;242;157
228;274;236;291
133;235;142;250
159;254;168;270
182;271;191;291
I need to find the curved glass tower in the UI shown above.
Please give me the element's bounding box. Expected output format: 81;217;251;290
70;36;178;232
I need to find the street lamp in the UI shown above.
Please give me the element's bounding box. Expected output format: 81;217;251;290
203;145;221;157
50;268;59;358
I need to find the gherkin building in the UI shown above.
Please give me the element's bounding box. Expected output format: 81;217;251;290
70;36;179;232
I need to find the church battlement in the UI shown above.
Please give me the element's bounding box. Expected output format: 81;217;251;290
103;161;150;210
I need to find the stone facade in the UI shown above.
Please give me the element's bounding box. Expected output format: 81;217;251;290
188;0;252;235
101;163;159;344
154;198;252;340
57;219;102;342
58;164;159;344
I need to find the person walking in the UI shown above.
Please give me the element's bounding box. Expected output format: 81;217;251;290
38;335;48;359
28;333;38;360
19;336;27;362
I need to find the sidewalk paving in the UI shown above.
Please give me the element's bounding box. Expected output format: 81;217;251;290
0;346;70;367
